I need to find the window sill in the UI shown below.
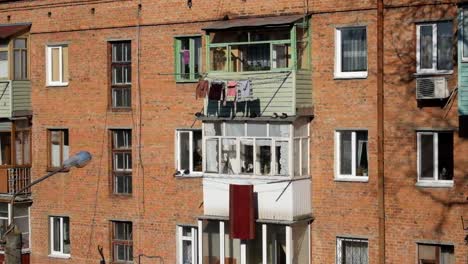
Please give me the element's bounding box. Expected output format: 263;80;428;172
112;193;133;197
46;83;69;88
110;108;132;112
414;70;453;77
335;176;369;183
415;181;454;188
47;168;70;173
334;72;368;80
175;172;203;178
48;254;71;259
203;173;291;181
176;79;199;83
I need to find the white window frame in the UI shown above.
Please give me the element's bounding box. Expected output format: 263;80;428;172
175;129;203;176
46;45;68;86
416;22;453;74
416;132;454;187
336;237;368;264
462;9;468;62
335;130;369;182
197;220;305;264
177;226;198;264
49;216;70;258
334;26;368;79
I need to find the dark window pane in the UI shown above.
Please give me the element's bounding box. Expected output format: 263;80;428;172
420;25;433;69
340;131;352;175
438;132;453;180
342;240;368;264
115;175;132;194
230;44;271;72
193;131;202;172
112;88;131;108
341;27;367;72
463;10;468;58
179;132;190;171
63;217;70;254
53;217;61;252
356;131;368;176
420;134;434;179
437;22;453;70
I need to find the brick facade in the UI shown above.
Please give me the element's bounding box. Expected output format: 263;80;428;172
0;0;464;263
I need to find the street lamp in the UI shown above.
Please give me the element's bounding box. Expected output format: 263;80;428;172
3;151;92;264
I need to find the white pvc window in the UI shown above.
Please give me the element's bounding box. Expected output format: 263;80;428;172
46;45;69;86
176;129;202;176
335;131;368;181
417;132;454;187
336;237;368;264
335;27;368;79
416;22;453;74
49;216;70;257
177;226;198;264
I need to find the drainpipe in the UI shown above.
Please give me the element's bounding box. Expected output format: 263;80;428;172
377;0;385;264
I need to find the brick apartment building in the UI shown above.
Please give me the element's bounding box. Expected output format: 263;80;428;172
0;0;463;263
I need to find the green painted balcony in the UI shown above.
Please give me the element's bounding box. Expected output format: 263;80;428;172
0;80;32;119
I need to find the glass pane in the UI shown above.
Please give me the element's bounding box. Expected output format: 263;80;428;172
301;138;308;176
0;51;8;79
112;87;131;108
355;131;368;177
14;39;26;49
62;46;69;82
246;225;262;264
420;25;433;69
114;153;132;171
437;22;453;70
112;65;131;84
247;123;267;137
292;223;309;264
50;131;61;167
0;203;7;218
463;10;468;58
194;37;202;77
341;27;367;72
267;225;286;264
179;38;190;80
23;131;31;164
21;50;27;79
204;122;222;136
206;138;219;173
272;44;291;69
63;217;70;254
256;139;271;175
438;132;453;180
420;134;434;179
13;50;21;80
339;131;352;175
440;245;455;264
115;175;132;194
221;138;238;174
202;221;220;264
193;131;203;172
224;224;241;264
62;130;69;162
297;26;309;69
114;222;132;240
179;132;190;171
51;48;60;82
114;130;131;149
210;31;249;43
0;133;11;165
53;217;61;252
269;124;290;137
294;139;300;176
294;118;308;137
183;240;193;264
210;47;227;71
15;132;23;165
250;29;290;41
342;240;368;264
182;226;192;237
241;139;254;174
275;140;289;176
225;123;244;137
230;44;270;72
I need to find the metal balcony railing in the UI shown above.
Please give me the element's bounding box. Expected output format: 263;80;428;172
7;167;31;195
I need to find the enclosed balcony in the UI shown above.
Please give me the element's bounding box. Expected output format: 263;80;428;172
202;15;313;118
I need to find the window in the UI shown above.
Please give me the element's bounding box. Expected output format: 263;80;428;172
0;132;11;165
112;130;132;194
177;226;198;264
417;244;454;264
335;27;367;78
417;132;453;186
47;45;69;86
335;131;369;181
175;37;201;82
48;129;69;169
49;216;70;257
15;120;31;166
336;237;368;264
110;41;131;109
0;203;30;251
462;10;468;60
176;129;202;175
417;21;453;73
13;38;27;80
199;220;309;264
208;28;294;72
0;40;8;79
112;221;133;263
203;121;308;177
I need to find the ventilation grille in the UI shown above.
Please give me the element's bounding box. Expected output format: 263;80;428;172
416;77;449;100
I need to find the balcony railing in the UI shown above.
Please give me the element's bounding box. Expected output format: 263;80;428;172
0;166;31;195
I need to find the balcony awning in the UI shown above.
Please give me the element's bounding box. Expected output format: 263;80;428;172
203;14;307;31
0;23;31;39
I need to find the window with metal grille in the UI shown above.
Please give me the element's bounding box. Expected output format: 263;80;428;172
111;129;132;194
336;237;368;264
110;41;131;109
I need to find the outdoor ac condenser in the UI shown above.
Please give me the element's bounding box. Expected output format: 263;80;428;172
416;77;449;100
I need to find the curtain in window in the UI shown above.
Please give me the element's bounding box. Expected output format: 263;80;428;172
340;132;352;175
341;28;367;72
420;25;433;69
437;22;453;70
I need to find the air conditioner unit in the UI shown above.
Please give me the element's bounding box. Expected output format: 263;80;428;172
416;77;449;100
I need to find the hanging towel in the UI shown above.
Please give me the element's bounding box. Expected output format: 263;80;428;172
208;81;224;100
225;81;238;102
195;80;209;99
237;80;252;101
